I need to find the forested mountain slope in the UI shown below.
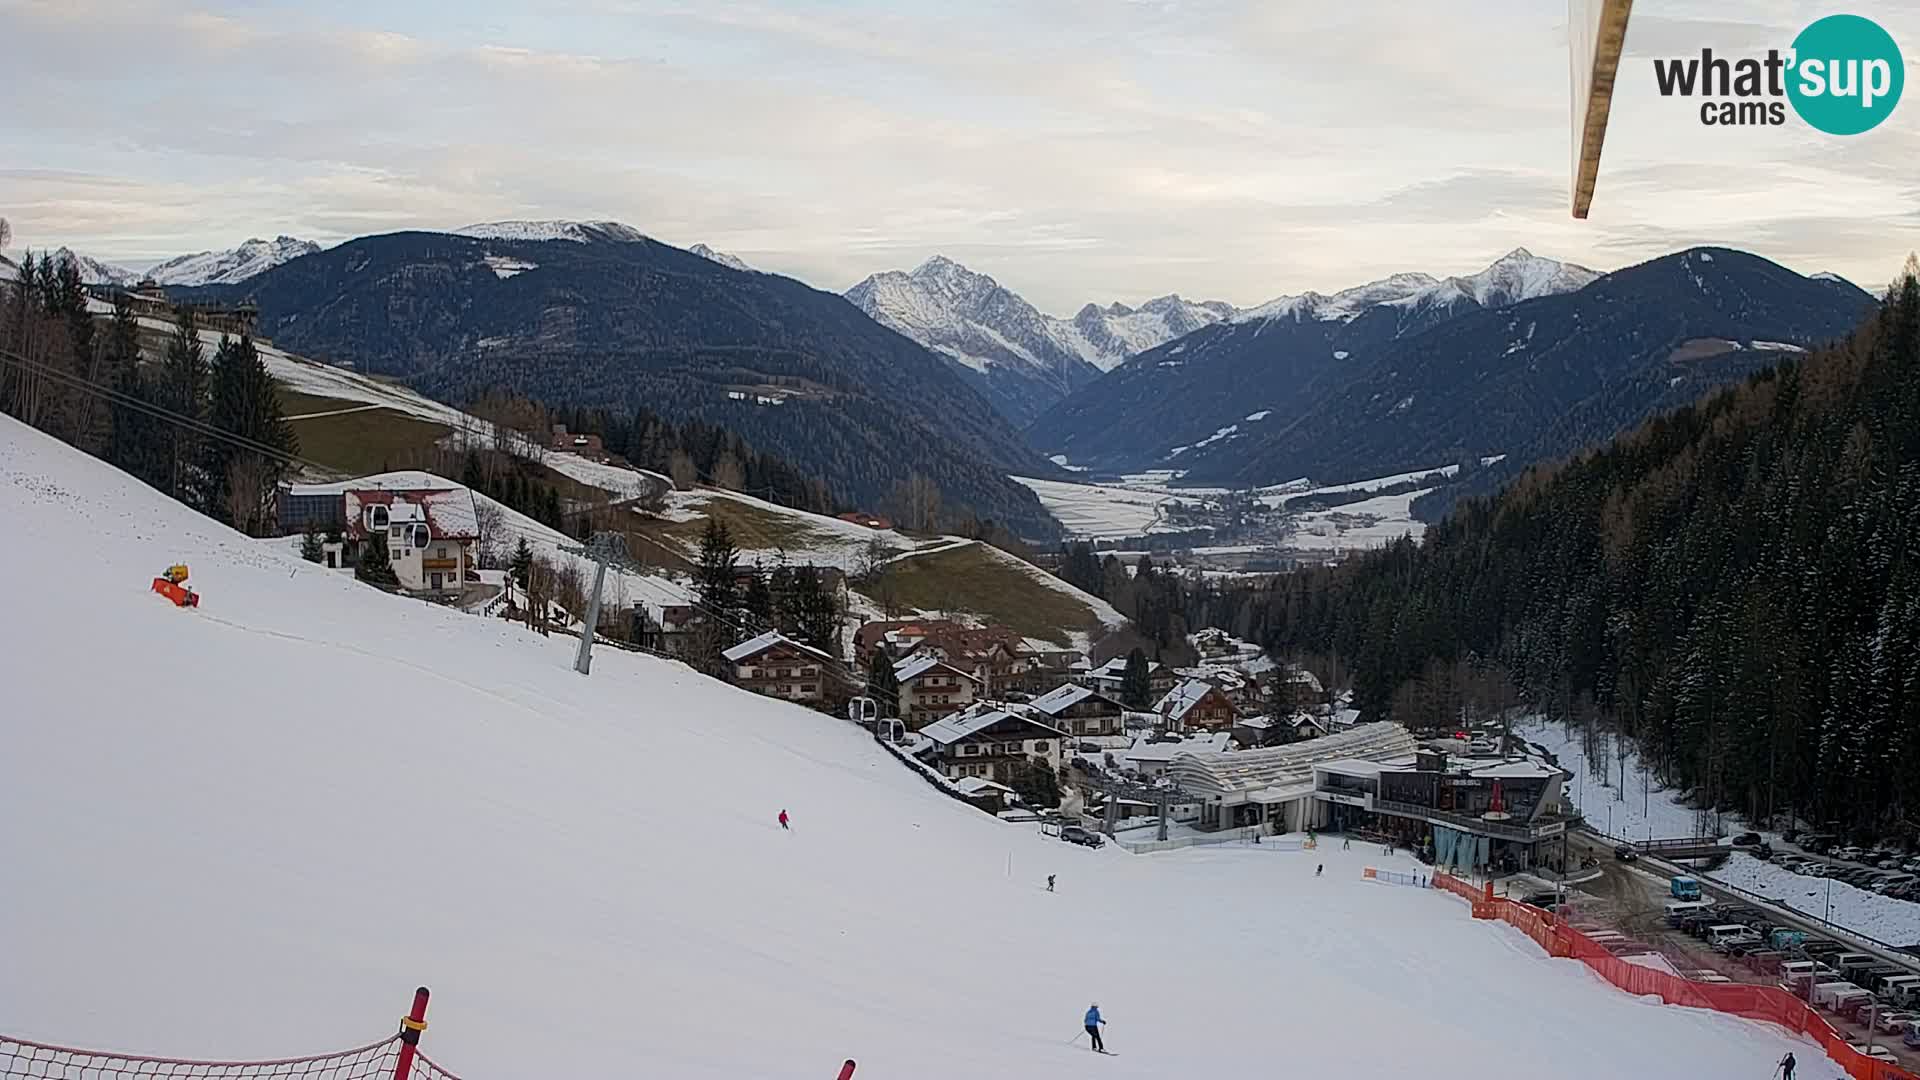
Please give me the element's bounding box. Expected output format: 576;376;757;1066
184;229;1060;536
1223;265;1920;833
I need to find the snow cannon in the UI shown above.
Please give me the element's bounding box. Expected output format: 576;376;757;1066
151;565;200;608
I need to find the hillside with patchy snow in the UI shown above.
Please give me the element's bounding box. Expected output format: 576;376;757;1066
0;411;1835;1079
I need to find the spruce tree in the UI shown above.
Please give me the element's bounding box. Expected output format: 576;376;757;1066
355;532;400;589
866;649;901;716
509;538;533;590
695;518;740;626
1121;647;1152;709
742;565;774;633
300;522;325;563
157;311;209;508
203;335;296;534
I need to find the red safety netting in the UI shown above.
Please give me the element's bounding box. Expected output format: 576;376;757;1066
1;1036;403;1080
1432;873;1918;1080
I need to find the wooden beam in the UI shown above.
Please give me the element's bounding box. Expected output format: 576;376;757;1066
1570;0;1634;219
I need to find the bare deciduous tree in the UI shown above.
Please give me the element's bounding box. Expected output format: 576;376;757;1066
473;502;506;569
554;558;587;620
224;453;276;537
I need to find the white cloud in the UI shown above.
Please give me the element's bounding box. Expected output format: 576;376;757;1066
1;0;1915;307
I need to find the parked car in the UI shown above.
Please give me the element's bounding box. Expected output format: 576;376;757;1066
1732;832;1763;847
1848;1043;1899;1065
1837;846;1867;862
1059;825;1104;849
1754;842;1775;860
1875;873;1917;893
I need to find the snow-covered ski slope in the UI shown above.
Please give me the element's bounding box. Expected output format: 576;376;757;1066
0;416;1832;1078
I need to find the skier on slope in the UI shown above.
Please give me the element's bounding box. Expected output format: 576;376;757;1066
1047;874;1056;893
1777;1051;1795;1079
1316;864;1323;877
778;809;791;831
1083;1003;1106;1053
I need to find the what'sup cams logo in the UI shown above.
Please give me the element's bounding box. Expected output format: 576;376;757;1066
1654;14;1903;133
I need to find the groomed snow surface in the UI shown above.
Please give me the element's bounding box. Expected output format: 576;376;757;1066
0;414;1835;1079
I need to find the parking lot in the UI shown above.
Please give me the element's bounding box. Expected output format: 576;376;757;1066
1541;832;1920;1071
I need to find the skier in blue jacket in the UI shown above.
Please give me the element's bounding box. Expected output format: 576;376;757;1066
1083;1003;1106;1052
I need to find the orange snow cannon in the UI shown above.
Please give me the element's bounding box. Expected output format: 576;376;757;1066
152;565;200;607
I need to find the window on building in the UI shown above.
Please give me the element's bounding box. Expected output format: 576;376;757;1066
1034;741;1049;753
801;684;816;693
963;744;980;756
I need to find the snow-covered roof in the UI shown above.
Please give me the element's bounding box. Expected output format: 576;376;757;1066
1248;780;1319;805
721;630;834;665
1329;708;1363;728
1317;758;1388;780
1236;716;1275;729
1469;760;1563;781
1155;679;1223;721
339;487;479;541
1028;683;1123;717
894;654;973;684
920;709;1064;746
954;777;1014;798
1166;722;1417;797
1124;732;1232;764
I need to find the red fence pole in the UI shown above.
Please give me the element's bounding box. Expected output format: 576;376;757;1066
393;987;430;1080
837;1061;856;1080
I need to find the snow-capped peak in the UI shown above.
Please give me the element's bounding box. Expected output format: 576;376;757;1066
452;220;650;244
688;244;753;272
1233;273;1437;325
1235;252;1596;326
1440;248;1599;308
51;248;139;287
146;236;321;286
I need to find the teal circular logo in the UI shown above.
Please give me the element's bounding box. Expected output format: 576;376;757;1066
1787;14;1903;135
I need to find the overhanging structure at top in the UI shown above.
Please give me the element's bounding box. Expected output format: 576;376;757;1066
1569;0;1635;218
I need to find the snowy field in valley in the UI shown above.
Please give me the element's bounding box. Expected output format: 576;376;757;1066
1710;855;1920;948
1519;716;1712;842
0;414;1839;1079
1009;475;1187;539
1282;488;1431;551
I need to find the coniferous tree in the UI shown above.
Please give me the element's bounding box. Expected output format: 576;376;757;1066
742;565;774;633
300;522;325;563
695;518;741;628
866;649;901;717
157;310;209;508
203;335;296;535
1121;647;1152;709
354;532;400;589
509;538;534;590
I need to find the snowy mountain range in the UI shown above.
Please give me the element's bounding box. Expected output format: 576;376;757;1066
1035;247;1874;494
688;243;753;272
846;255;1231;426
146;236;321;286
1228;250;1600;326
53;247;140;287
452;220;651;244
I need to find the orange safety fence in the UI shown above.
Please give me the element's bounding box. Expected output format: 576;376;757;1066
1432;873;1916;1080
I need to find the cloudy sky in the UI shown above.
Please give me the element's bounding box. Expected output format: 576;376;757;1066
3;0;1916;312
